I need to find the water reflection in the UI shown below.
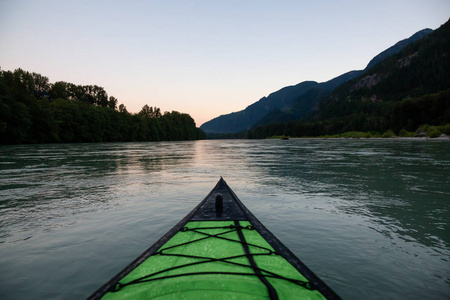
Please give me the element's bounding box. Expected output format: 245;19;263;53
0;140;449;300
240;139;450;251
1;140;448;250
0;142;197;244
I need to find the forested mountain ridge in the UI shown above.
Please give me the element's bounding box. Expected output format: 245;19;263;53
199;74;363;134
248;19;450;138
0;69;205;144
200;81;319;133
318;19;449;119
200;27;434;134
253;70;364;128
364;28;433;70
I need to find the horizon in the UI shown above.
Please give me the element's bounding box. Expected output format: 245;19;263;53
1;1;449;127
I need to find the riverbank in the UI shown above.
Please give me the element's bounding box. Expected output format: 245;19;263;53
272;134;450;140
292;135;450;141
266;125;450;140
297;134;450;140
271;126;450;140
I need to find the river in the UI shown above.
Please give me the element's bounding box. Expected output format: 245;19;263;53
0;139;449;299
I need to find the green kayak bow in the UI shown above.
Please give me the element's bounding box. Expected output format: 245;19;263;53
89;178;341;300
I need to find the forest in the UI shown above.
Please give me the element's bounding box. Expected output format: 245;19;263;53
247;89;450;139
0;68;205;144
247;19;450;139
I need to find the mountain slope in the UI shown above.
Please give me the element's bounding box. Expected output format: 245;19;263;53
318;19;449;123
253;88;330;127
248;19;450;138
365;28;433;70
253;70;364;128
201;27;434;134
200;81;318;133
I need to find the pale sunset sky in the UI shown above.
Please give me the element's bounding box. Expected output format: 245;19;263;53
1;0;449;126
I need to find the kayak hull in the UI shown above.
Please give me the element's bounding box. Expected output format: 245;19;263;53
89;178;341;300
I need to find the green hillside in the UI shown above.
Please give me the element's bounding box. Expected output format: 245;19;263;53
201;27;433;135
248;19;450;138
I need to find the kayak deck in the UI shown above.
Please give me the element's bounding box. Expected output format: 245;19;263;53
89;178;341;300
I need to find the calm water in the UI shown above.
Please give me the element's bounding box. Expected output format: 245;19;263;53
0;139;449;299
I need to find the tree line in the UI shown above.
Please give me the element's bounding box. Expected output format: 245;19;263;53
0;68;205;144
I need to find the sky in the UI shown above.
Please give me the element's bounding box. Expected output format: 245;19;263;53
1;1;449;127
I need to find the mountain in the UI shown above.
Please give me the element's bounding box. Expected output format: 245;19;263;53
200;81;319;133
253;70;363;128
200;28;433;134
365;28;433;70
318;19;449;122
248;18;450;138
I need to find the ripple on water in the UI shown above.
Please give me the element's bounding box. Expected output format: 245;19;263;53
0;140;449;300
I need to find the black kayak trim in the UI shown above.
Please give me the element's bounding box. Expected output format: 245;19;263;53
88;177;341;300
